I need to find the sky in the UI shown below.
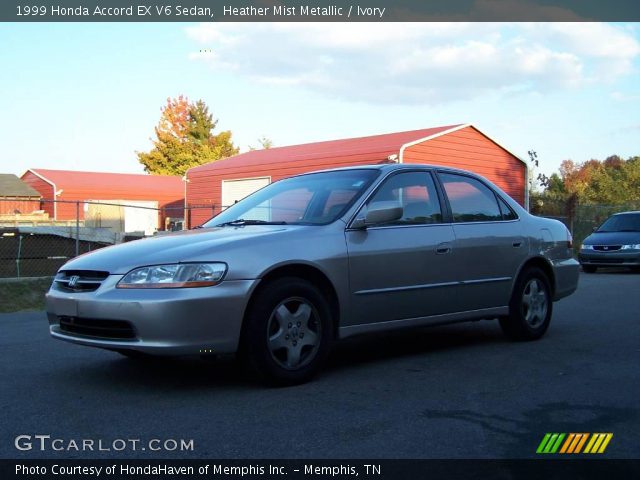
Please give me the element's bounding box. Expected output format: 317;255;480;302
0;22;638;181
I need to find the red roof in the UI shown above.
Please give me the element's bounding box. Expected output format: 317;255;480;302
27;169;183;194
189;124;463;173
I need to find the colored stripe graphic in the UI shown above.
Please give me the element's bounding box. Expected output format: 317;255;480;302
574;434;589;453
538;433;613;454
537;433;565;454
549;433;565;453
584;433;613;454
536;434;552;454
567;433;584;453
559;433;575;454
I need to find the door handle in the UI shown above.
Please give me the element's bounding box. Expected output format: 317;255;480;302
436;243;452;255
512;241;523;248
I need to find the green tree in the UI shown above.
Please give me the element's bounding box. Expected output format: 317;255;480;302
546;155;640;205
137;96;239;176
249;136;274;151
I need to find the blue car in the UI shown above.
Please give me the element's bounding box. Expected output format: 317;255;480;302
579;211;640;273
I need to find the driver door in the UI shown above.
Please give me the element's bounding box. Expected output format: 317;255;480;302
345;171;458;327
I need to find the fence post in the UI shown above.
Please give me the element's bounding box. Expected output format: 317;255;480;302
75;201;80;257
16;234;22;278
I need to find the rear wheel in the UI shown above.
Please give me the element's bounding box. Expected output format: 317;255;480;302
582;265;597;273
241;277;333;385
500;267;552;341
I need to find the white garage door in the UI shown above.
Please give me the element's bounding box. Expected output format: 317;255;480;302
221;177;270;210
123;200;158;235
87;200;158;235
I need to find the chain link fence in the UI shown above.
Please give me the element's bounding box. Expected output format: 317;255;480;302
4;195;636;278
0;198;216;278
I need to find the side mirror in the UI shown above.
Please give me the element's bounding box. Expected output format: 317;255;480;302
352;202;403;229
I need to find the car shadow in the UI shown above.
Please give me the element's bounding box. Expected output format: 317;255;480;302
50;320;508;390
326;320;506;374
583;267;639;275
49;351;256;391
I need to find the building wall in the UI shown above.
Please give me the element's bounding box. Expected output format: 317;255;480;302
55;194;173;222
402;126;526;206
0;198;42;215
21;171;183;226
21;171;54;218
187;127;527;227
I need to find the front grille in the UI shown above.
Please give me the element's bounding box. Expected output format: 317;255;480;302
54;270;109;293
58;316;136;340
593;245;622;252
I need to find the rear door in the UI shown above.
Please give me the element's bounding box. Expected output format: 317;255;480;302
345;170;457;326
436;172;526;311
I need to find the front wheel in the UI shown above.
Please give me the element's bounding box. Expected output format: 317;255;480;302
499;267;552;341
241;277;333;385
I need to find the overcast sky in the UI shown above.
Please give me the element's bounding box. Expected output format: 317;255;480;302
0;22;638;179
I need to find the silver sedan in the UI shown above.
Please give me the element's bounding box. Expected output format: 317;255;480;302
46;164;579;384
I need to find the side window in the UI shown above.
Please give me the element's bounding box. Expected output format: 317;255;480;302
497;196;518;220
366;172;443;225
439;173;502;222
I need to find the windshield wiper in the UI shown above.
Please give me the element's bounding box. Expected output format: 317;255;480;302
216;219;288;227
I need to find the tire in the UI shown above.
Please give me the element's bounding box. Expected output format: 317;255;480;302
582;265;597;273
240;277;333;385
499;267;552;341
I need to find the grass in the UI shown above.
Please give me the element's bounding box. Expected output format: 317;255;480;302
0;277;52;313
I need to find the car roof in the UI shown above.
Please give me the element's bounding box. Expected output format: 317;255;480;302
612;211;640;216
302;163;480;177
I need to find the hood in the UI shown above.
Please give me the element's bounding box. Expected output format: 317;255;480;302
61;225;293;274
582;230;640;246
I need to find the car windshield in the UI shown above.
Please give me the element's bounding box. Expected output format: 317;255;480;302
202;169;380;228
597;213;640;232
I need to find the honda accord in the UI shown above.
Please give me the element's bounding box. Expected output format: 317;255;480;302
46;164;579;384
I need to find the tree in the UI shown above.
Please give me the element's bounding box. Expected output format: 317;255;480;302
188;100;215;143
545;156;640;205
249;136;274;151
137;96;239;176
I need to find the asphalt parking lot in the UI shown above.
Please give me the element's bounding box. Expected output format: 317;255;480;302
1;271;638;459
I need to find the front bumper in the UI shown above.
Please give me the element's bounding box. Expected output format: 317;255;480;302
46;275;259;355
578;250;640;267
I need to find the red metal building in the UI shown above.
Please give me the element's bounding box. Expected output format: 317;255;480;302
0;174;42;215
21;169;184;228
186;124;528;227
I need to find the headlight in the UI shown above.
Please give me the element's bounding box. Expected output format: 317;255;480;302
621;244;640;250
581;244;594;250
117;263;227;288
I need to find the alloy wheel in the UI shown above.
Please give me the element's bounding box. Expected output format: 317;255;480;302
266;296;322;370
521;278;548;328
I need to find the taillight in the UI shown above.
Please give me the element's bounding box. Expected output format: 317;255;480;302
566;228;573;249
